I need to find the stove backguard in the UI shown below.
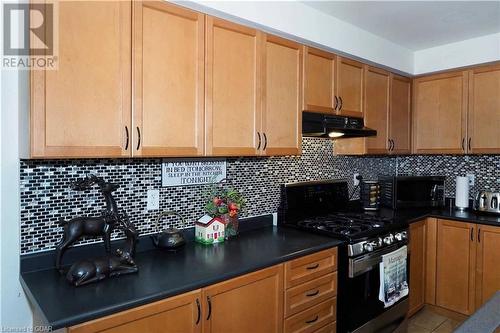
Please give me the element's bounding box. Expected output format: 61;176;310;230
278;180;349;226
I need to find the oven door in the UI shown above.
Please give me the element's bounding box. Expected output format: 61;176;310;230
339;244;409;333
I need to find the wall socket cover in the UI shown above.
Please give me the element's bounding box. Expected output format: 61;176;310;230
353;173;360;186
147;189;160;210
466;174;475;186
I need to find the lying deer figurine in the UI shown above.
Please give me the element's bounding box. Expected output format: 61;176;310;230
66;249;138;287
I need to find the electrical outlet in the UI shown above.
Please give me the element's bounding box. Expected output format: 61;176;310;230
147;189;160;210
353;173;360;186
466;174;475;186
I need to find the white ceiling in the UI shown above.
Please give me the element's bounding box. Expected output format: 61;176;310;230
302;1;500;50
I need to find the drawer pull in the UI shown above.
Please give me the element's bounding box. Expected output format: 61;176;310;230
306;263;319;270
306;290;320;297
305;315;319;324
206;296;212;320
195;298;201;325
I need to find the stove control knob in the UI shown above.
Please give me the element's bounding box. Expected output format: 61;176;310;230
395;233;403;241
401;231;408;239
383;235;394;245
363;242;374;252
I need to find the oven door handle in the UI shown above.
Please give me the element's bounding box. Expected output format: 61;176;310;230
349;243;407;278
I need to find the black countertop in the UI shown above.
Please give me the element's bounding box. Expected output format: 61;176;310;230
383;206;500;226
20;205;500;330
21;225;343;329
345;200;500;228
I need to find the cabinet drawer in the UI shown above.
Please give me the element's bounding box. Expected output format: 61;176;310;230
314;321;336;333
284;299;336;333
285;248;337;288
285;272;337;317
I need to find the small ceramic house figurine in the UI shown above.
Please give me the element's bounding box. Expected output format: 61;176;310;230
195;215;225;244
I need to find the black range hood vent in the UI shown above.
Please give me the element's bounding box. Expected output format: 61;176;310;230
302;112;377;139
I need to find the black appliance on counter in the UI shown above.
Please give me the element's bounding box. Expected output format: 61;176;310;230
302;112;377;139
379;175;445;209
279;180;409;333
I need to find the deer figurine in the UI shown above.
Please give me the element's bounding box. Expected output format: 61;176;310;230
55;175;128;271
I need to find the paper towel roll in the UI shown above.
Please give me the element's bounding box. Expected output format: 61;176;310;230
455;176;470;210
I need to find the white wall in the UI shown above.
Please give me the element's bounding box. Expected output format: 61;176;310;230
0;1;33;329
175;0;415;75
414;32;500;75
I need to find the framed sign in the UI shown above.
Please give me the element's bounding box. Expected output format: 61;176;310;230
161;159;227;187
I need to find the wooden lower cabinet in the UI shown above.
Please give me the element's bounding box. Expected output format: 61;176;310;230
408;220;426;316
284;248;338;333
284;299;336;333
410;218;500;318
68;248;338;333
475;225;500;308
68;290;202;333
435;219;476;315
202;265;284;333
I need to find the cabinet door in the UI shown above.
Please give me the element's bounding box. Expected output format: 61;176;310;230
336;57;364;117
389;74;412;154
435;219;476;315
205;17;262;156
476;225;500;308
303;47;336;113
31;1;131;158
68;290;202;333
467;64;500;154
133;1;204;157
263;35;302;156
364;66;390;154
413;71;468;154
334;138;366;155
203;265;283;333
409;220;426;316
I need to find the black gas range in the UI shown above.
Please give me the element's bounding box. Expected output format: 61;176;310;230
279;180;409;333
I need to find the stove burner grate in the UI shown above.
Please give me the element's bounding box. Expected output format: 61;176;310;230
298;213;391;238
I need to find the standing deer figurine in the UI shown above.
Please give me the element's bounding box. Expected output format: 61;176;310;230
55;175;123;271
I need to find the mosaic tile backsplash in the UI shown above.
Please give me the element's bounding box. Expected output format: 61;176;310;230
20;137;499;254
20;138;393;254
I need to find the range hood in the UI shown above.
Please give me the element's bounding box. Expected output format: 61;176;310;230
302;112;377;139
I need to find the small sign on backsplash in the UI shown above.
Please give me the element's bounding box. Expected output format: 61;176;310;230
161;159;227;187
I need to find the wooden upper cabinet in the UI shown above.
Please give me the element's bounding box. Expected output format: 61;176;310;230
364;66;390;154
389;74;412;154
303;47;336;113
68;290;202;333
202;265;284;333
435;219;476;315
205;17;262;156
409;220;426;316
133;1;204;157
336;57;364;117
467;64;500;154
31;1;131;158
475;225;500;308
413;71;468;154
262;35;302;156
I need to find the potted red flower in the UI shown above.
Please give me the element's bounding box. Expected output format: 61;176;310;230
204;181;245;239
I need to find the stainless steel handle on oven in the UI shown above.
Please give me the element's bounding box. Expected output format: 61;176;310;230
348;243;406;278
